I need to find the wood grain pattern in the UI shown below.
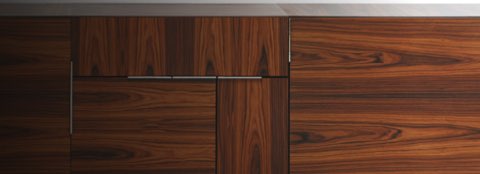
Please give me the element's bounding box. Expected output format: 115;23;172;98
217;78;288;174
76;17;288;76
194;17;288;76
126;17;167;76
291;18;480;174
165;17;196;76
72;79;215;174
77;17;126;76
0;17;70;174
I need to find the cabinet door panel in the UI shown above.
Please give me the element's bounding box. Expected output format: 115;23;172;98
76;17;288;76
217;79;288;174
291;18;480;174
76;17;126;76
72;79;215;174
126;17;167;76
0;17;70;173
194;17;288;76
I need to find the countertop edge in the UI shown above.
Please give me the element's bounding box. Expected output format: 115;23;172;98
1;3;480;17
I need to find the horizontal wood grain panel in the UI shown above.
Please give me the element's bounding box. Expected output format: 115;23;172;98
72;79;215;174
75;17;288;77
0;17;70;174
291;18;480;174
217;78;288;174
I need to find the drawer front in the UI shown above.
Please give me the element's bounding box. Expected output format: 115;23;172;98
75;17;288;77
72;79;216;174
291;18;480;173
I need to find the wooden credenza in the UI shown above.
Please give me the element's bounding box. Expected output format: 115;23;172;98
1;16;480;174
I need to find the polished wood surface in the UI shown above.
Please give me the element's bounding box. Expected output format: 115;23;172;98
77;17;126;76
126;17;167;76
72;79;216;174
217;78;288;174
0;17;71;173
291;18;480;173
194;17;288;76
75;17;288;76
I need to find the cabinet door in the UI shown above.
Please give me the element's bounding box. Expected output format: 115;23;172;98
72;79;216;174
75;17;126;76
291;18;480;173
75;17;288;77
217;79;288;174
0;18;71;173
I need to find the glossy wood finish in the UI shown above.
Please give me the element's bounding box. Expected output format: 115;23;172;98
217;78;288;174
72;79;215;174
194;17;288;76
291;18;480;173
75;17;288;76
127;17;167;76
0;18;71;173
77;17;126;76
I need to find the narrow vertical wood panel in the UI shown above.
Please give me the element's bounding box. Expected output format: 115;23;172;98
291;18;480;174
217;78;288;174
0;17;70;174
77;17;288;76
77;17;126;76
72;79;215;174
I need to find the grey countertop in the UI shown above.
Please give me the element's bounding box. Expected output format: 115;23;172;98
1;4;480;16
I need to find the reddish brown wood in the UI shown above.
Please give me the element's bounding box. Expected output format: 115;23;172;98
217;78;288;174
77;17;126;76
164;17;196;76
76;17;288;76
291;18;480;174
0;17;71;173
194;17;289;76
126;17;167;76
72;79;216;174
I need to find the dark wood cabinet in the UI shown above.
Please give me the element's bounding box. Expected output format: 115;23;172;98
7;15;480;174
72;16;289;174
217;79;288;174
0;18;71;173
291;18;480;174
72;79;216;174
75;17;288;77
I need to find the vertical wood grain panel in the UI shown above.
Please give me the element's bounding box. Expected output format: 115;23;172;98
126;17;167;76
72;79;215;174
233;17;288;76
165;17;195;76
77;17;126;76
0;17;70;174
291;18;480;174
218;78;288;174
76;17;287;76
194;17;288;76
194;17;234;76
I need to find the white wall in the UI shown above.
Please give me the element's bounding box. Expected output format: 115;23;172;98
2;0;480;3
